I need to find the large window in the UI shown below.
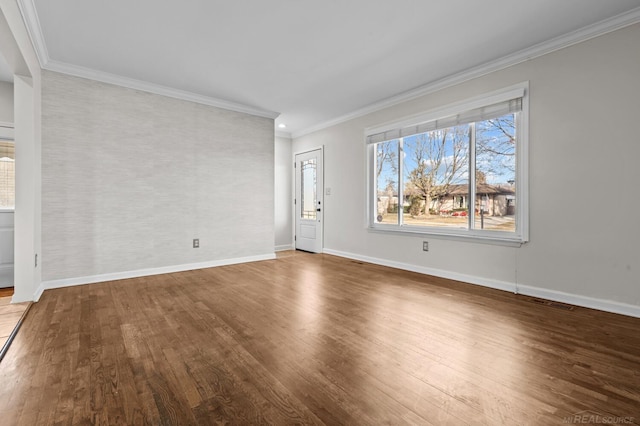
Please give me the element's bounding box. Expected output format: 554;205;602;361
367;84;528;244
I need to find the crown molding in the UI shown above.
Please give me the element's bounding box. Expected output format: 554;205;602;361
16;0;48;68
292;6;640;139
16;0;279;120
16;1;640;130
44;60;280;119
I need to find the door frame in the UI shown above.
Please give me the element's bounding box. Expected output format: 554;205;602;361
1;3;41;303
293;146;324;253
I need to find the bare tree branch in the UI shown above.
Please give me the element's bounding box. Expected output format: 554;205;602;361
406;126;469;215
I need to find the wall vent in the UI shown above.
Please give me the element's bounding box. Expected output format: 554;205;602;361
528;297;575;311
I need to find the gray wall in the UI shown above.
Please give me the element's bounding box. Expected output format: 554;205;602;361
274;135;292;250
293;23;640;311
0;81;12;123
42;70;274;281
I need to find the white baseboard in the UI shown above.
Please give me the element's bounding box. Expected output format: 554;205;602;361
35;253;276;301
516;285;640;319
34;282;46;302
323;248;516;293
274;244;294;252
323;248;640;319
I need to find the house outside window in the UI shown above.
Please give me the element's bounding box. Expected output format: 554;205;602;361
367;83;529;244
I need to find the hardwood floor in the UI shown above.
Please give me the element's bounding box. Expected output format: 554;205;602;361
0;288;14;298
0;251;638;425
0;293;30;354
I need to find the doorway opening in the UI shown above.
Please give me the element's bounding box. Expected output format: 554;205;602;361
0;138;14;289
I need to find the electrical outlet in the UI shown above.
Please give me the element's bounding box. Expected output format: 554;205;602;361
193;239;200;248
422;241;429;252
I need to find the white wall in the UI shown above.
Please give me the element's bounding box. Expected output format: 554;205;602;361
0;81;13;123
292;23;640;316
41;70;275;283
274;135;293;250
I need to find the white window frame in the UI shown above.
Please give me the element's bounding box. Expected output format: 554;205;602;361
365;82;529;246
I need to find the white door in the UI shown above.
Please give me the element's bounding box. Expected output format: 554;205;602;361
295;149;323;253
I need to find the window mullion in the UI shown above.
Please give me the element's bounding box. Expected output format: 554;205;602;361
469;123;476;230
370;144;377;225
398;138;404;226
515;111;522;235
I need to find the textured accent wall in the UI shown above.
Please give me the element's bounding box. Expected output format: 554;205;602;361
42;71;274;281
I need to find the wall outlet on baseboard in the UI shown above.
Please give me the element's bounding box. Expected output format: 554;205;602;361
193;239;200;248
422;241;429;252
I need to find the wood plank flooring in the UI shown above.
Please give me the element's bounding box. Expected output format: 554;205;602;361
0;295;30;350
0;251;638;425
0;288;14;298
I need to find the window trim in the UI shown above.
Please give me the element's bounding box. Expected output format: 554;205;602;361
365;82;529;246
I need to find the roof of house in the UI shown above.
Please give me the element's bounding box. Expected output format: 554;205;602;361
445;183;515;196
378;183;515;198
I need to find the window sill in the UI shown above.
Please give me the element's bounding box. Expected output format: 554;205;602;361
367;225;526;247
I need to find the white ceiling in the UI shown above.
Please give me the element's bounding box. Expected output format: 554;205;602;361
23;0;640;136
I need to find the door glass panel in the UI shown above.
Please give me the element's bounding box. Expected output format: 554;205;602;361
301;158;316;220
